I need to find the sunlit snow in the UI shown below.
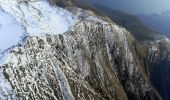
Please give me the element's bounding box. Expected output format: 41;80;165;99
0;9;25;53
0;9;24;98
0;0;78;37
0;0;78;64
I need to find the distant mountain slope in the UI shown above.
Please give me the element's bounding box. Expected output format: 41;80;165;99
93;5;162;41
138;10;170;37
49;0;95;11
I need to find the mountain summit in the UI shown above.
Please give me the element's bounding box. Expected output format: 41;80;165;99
0;0;170;100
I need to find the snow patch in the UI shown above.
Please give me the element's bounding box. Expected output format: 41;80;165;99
152;45;158;51
0;9;25;53
164;37;170;42
0;0;78;37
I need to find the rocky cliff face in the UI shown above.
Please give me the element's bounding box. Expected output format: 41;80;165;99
147;38;170;100
0;0;169;100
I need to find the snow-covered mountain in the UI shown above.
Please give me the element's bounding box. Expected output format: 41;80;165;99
0;0;170;100
0;0;77;64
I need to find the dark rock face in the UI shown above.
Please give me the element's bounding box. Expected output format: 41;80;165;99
0;0;169;100
147;39;170;100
